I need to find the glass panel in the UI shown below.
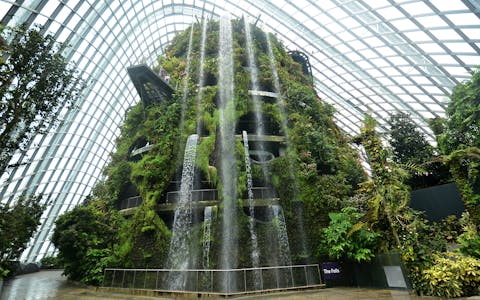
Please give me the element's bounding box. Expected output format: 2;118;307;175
432;0;467;11
401;2;432;16
404;30;432;43
391;19;418;31
430;29;463;41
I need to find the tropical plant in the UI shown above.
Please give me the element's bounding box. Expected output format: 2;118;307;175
0;195;45;278
353;115;412;250
0;24;84;174
422;251;480;298
321;207;378;262
437;69;480;153
52;199;123;285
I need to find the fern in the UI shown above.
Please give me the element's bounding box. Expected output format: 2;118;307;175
347;221;365;238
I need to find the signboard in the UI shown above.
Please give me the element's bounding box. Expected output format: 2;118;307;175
322;262;342;280
383;266;407;288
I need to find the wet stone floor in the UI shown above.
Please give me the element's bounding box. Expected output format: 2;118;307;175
1;270;479;300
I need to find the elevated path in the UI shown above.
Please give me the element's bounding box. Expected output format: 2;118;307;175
127;64;174;107
119;187;279;216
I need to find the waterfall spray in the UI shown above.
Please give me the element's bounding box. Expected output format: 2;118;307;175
218;15;238;292
166;134;199;290
203;206;213;269
242;131;262;288
196;19;208;135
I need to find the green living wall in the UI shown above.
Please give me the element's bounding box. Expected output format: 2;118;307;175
110;19;365;265
53;18;366;283
51;19;480;297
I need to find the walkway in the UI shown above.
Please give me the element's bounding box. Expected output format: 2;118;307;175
1;270;479;299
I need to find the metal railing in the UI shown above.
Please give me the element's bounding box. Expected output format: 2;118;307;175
118;196;142;210
166;188;219;203
119;187;279;210
102;264;322;295
166;187;278;203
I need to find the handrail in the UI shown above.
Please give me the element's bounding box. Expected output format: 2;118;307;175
102;264;323;295
119;187;279;210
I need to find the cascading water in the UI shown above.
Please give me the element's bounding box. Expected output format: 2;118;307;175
179;24;195;138
266;34;288;140
244;19;265;140
166;134;199;290
245;20;290;271
266;33;310;261
271;205;292;267
218;15;238;292
202;206;213;269
196;19;208;136
242;131;261;289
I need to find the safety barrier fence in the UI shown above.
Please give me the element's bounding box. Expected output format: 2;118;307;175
102;264;323;295
119;187;279;210
166;187;278;203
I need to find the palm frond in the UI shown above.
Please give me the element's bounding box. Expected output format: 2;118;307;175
396;162;427;175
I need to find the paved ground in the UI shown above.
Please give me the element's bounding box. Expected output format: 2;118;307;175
1;270;479;300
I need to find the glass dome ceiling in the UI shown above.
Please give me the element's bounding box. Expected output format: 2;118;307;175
0;0;479;262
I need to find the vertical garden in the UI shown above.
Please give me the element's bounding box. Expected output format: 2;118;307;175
51;17;480;297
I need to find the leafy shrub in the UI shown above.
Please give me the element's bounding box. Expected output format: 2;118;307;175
52;200;123;284
78;248;115;285
320;207;378;262
40;256;62;269
423;251;480;298
0;195;45;279
400;215;459;294
458;212;480;259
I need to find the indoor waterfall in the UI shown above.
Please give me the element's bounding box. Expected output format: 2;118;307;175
161;17;308;293
202;206;213;269
242;131;261;288
218;15;238;292
166;134;199;290
266;33;310;262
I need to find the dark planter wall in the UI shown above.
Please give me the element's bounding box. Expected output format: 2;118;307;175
322;252;410;290
410;183;465;222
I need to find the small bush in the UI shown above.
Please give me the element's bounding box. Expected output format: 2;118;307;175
457;212;480;259
40;256;62;269
422;251;480;298
320;207;378;262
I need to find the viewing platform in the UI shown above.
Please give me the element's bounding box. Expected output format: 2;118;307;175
118;187;280;215
127;64;174;107
129;134;286;158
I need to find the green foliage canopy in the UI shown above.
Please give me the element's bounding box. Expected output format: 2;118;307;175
52;200;122;285
321;207;378;262
388;112;434;166
0;24;84;173
438;69;480;153
0;195;45;278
